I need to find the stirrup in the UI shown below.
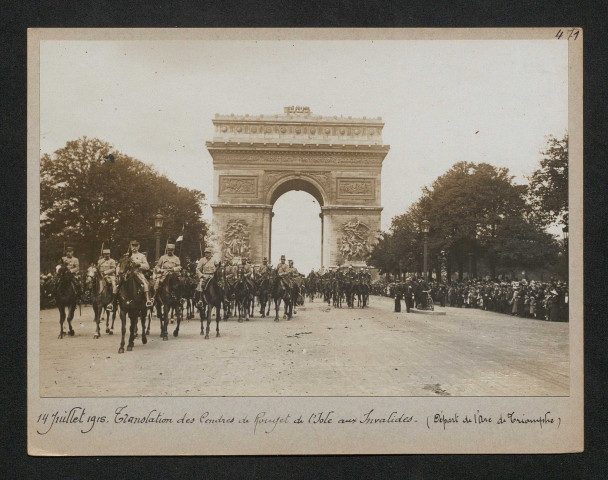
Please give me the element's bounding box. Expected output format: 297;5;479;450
146;300;154;307
106;304;113;311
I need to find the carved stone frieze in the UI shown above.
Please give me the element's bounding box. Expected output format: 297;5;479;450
223;220;250;261
337;178;374;197
219;176;257;196
212;150;386;166
338;218;373;262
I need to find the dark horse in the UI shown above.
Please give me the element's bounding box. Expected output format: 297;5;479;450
116;258;148;353
157;269;186;339
234;276;252;323
257;273;272;318
86;265;114;338
54;264;78;339
200;266;224;338
272;272;292;321
355;280;370;308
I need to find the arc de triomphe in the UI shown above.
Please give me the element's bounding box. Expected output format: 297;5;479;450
207;107;390;267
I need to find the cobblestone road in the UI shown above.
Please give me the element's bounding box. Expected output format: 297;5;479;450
39;296;569;397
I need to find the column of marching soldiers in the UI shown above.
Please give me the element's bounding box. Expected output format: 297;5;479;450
41;240;375;345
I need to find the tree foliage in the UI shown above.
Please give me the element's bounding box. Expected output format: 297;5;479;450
40;137;208;271
369;160;561;279
528;133;568;227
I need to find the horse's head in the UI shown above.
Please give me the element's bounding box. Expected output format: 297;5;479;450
55;263;73;283
85;265;99;287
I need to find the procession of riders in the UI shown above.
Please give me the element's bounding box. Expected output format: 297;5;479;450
49;241;375;347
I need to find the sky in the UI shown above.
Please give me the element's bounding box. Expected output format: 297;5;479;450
40;39;568;272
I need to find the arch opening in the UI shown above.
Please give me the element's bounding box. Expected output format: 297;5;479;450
269;177;326;207
270;190;322;273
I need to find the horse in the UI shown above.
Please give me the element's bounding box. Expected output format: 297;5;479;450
183;273;198;320
156;269;186;339
272;272;292;321
54;264;79;339
116;258;148;353
200;266;224;338
233;276;252;322
332;277;343;308
355;280;370;308
86;265;115;338
221;275;236;320
257;273;273;318
292;276;303;314
322;278;333;305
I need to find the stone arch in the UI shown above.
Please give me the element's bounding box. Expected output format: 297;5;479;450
266;174;327;207
207;108;389;267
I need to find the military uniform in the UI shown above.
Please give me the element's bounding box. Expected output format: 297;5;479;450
196;251;218;292
277;259;292;289
239;260;256;290
119;249;150;293
58;250;81;295
62;255;80;275
259;260;272;276
97;253;117;293
288;264;299;278
154;250;181;291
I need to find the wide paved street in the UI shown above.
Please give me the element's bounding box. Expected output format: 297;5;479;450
39;296;569;397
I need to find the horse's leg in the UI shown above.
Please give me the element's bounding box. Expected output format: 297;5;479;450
111;307;117;332
173;302;181;337
215;303;221;337
245;297;250;321
200;297;206;335
161;304;169;340
93;304;101;339
146;307;151;335
67;305;76;335
58;305;65;339
105;308;112;334
118;309;126;353
127;313;136;351
140;309;147;345
205;304;211;339
275;297;280;322
237;299;243;323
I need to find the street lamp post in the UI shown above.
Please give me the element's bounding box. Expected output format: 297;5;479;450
422;219;430;282
440;250;447;282
154;211;164;261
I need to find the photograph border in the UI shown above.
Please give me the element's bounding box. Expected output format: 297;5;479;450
27;27;583;455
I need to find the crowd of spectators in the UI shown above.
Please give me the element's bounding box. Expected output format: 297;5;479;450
371;277;568;322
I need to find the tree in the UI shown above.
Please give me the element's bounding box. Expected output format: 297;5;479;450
528;133;568;227
40;137;208;271
418;162;529;278
370;159;562;280
485;215;560;275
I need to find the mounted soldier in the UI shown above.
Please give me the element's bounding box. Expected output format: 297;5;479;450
153;243;182;299
239;256;256;291
96;248;117;309
57;246;81;299
196;247;218;295
257;257;273;317
288;259;299;279
276;255;292;289
119;240;153;307
259;257;272;277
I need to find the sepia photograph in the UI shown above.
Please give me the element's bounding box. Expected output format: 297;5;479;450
28;28;583;455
